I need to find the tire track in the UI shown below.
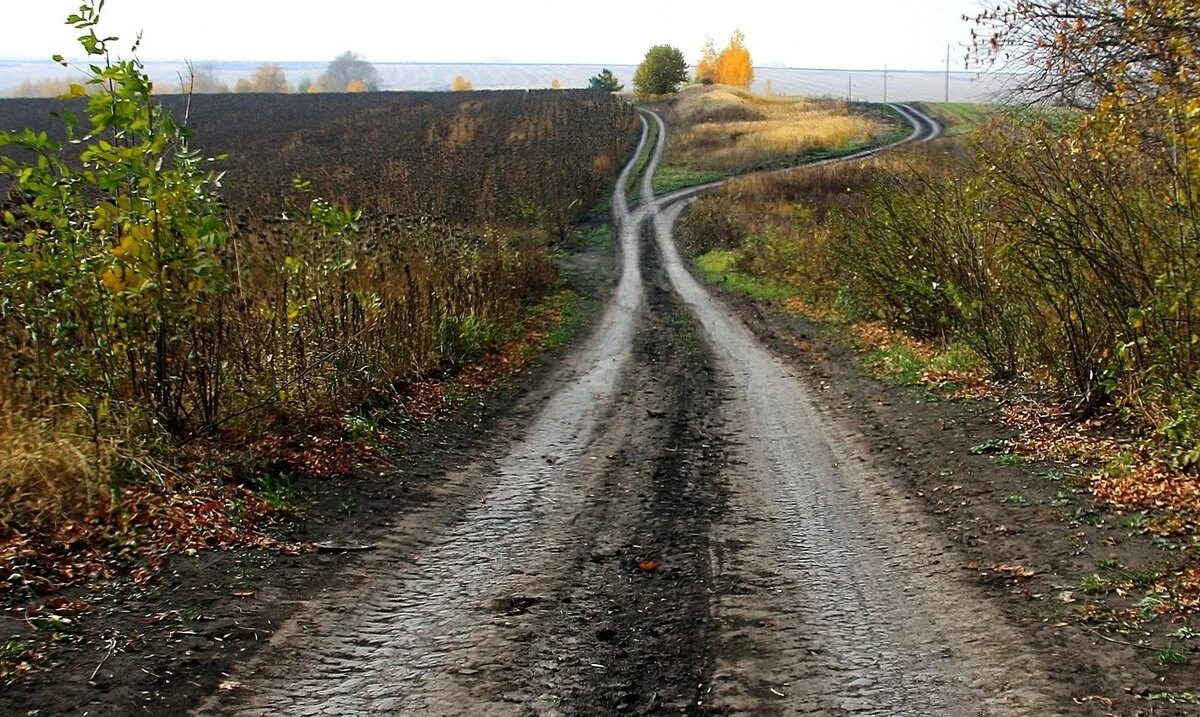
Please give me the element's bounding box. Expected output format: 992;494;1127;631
643;106;1058;714
200;102;1050;717
198;114;661;717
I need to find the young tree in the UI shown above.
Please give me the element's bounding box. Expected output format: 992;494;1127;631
587;68;623;92
183;63;229;94
346;79;368;93
633;44;688;98
234;77;253;93
0;0;232;434
319;51;379;92
695;36;718;84
251;62;290;93
297;76;313;93
550;78;563;89
451;75;474;91
715;30;753;88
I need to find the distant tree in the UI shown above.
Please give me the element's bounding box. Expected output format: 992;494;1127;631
587;68;623;92
319;51;379;92
297;76;313;93
346;79;369;93
234;77;253;93
306;84;321;94
251;62;290;93
763;79;774;95
715;30;754;88
7;77;77;98
451;75;474;91
182;63;229;94
633;45;688;98
695;36;718;84
550;78;563;89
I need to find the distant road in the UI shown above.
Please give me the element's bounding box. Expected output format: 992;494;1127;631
0;59;1012;102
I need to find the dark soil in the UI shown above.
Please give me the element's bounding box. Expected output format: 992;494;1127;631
518;224;727;714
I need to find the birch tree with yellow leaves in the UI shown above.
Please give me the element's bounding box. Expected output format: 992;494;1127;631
715;30;754;88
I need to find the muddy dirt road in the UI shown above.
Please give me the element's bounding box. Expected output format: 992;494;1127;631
200;107;1067;716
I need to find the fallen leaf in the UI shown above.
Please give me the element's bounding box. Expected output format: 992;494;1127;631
993;564;1037;579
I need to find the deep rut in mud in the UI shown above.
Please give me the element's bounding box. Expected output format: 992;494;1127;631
198;115;730;717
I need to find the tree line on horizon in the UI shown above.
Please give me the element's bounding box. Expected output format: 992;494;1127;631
3;51;381;98
4;30;756;100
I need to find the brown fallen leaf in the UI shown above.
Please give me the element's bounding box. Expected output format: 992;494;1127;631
638;560;660;573
993;564;1037;579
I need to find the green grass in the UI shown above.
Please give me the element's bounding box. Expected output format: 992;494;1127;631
652;164;727;195
627;117;660;202
578;224;614;251
255;473;299;511
916;102;996;137
695;250;795;302
1158;645;1191;666
1079;573;1111;594
995;454;1028;466
866;341;981;386
916;102;1079;138
970;437;1012;456
543;291;586;350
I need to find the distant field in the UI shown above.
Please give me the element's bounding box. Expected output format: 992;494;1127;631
0;60;1014;102
0;90;637;221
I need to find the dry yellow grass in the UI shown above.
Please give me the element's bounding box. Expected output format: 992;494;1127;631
661;85;885;173
0;406;114;532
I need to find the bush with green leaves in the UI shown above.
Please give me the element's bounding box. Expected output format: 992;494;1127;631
633;45;688;98
0;2;230;436
0;2;559;450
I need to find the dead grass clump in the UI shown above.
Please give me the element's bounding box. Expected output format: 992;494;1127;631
0;408;114;535
661;86;886;173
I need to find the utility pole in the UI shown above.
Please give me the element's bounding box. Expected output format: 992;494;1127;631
883;64;888;103
945;45;951;103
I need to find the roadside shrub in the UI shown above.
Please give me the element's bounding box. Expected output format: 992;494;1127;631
676;1;1200;466
678;197;746;255
0;0;622;537
840;108;1200;454
836;148;1025;378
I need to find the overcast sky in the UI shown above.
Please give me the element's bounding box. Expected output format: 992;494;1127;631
3;1;985;71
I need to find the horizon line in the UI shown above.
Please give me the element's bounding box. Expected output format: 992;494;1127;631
0;57;994;76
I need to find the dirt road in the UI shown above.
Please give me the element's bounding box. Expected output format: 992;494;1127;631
201;107;1064;716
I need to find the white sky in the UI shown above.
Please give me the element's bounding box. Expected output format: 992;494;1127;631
1;1;985;71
